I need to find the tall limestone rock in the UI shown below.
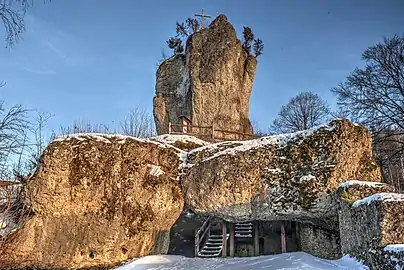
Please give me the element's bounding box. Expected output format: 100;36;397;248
0;134;184;269
154;15;257;137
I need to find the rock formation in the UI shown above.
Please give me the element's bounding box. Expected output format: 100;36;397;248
0;120;393;269
337;183;404;270
181;120;381;224
154;15;257;137
0;134;184;269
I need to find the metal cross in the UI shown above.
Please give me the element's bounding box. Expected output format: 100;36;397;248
195;8;211;29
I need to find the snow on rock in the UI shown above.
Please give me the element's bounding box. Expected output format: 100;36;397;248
186;122;340;165
54;133;157;146
384;244;404;253
352;193;404;208
300;174;316;182
189;127;317;163
182;119;381;225
151;134;210;149
147;164;165;177
339;180;387;189
114;252;368;270
52;133;188;160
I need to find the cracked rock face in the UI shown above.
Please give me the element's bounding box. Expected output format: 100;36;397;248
181;120;382;225
153;15;257;138
0;134;184;270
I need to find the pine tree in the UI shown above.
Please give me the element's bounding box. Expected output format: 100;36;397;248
186;17;200;33
176;22;188;37
166;37;184;55
242;26;254;52
253;38;264;57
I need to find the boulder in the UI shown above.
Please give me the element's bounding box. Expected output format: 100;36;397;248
337;191;404;270
154;15;257;138
0;134;184;269
181;120;382;224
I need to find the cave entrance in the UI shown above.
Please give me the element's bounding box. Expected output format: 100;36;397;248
195;218;300;258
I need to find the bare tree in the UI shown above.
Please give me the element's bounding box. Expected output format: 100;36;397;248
0;0;27;47
59;119;114;136
0;0;49;48
251;119;269;137
270;91;331;133
373;132;404;192
21;111;53;175
120;107;155;138
331;35;404;191
0;101;29;179
0;102;31;241
331;35;404;137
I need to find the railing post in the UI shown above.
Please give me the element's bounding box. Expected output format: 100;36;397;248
281;220;287;253
168;122;172;134
229;222;235;257
254;220;259;256
195;229;200;257
222;220;227;257
211;124;215;140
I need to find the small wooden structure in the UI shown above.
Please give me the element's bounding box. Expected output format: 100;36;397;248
168;121;257;142
179;115;192;134
195;218;292;258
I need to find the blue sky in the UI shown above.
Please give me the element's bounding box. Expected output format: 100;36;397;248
0;0;403;136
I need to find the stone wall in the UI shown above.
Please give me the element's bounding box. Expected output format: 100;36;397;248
299;223;341;259
337;184;404;270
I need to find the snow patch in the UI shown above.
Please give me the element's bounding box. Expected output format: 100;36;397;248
266;168;283;173
115;252;368;270
147;165;164;177
352;193;404;208
54;133;147;144
384;244;404;253
300;174;316;182
152;134;210;147
339;180;386;189
189;123;336;164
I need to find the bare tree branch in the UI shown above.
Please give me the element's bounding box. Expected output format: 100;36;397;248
120;106;156;138
270;91;330;133
332;35;404;192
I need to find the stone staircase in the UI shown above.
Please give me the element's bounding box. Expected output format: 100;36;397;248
198;234;228;258
235;222;253;238
197;222;254;257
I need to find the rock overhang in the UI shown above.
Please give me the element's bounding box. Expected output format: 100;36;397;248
180;120;382;223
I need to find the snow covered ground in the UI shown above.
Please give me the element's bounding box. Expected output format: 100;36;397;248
115;252;367;270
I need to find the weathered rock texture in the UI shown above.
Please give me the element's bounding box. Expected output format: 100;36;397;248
154;15;257;137
182;120;381;225
299;223;341;259
337;186;404;270
0;134;184;269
